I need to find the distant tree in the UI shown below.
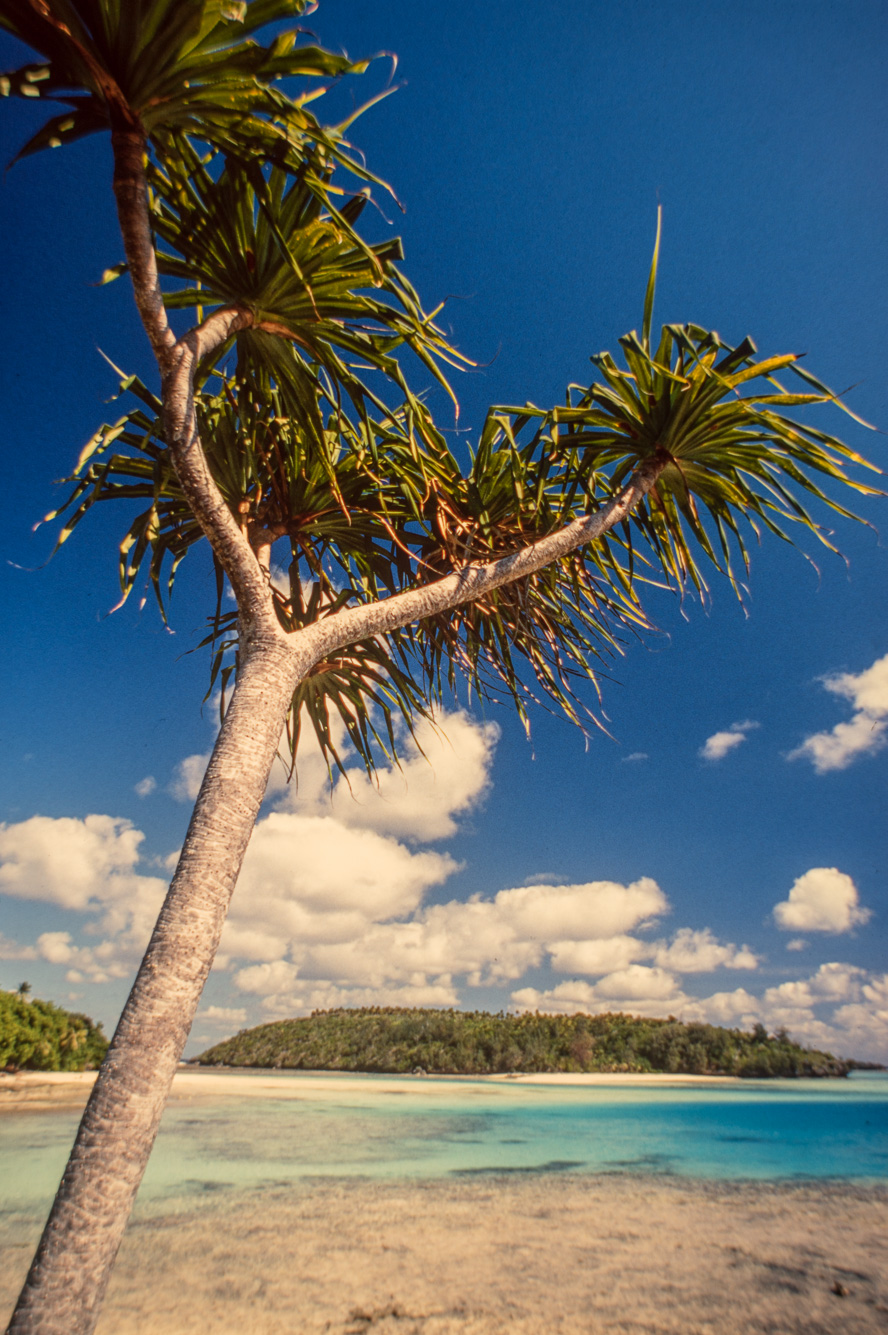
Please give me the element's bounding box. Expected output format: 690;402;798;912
0;990;108;1072
0;3;879;1332
16;982;30;1000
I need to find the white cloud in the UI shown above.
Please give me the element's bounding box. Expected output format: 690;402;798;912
594;965;679;1001
622;752;649;763
198;1005;248;1026
0;814;164;916
230;873;671;1001
320;712;499;842
169;754;210;803
219;811;460;975
806;961;867;1000
762;963;866;1016
134;776;157;798
548;935;647;976
789;652;888;772
699;720;758;762
488;878;668;941
773;867;871;934
5;708;885;1063
652;928;758;973
34;930;136;984
513;970;687;1017
0;933;37;962
253;980;461;1020
682;988;762;1027
234;960;301;997
0;814;166;982
547;928;757;978
786;938;808;951
700;731;745;762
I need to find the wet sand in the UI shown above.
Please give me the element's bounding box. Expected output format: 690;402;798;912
2;1174;886;1333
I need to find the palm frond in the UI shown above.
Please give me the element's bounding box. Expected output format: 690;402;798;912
0;0;391;200
144;145;469;434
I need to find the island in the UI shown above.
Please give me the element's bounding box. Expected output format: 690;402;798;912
193;1006;850;1077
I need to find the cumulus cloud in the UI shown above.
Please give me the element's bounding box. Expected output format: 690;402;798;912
0;814;166;982
249;980;461;1020
547;928;757;978
490;878;667;941
548;935;647;976
0;932;37;962
198;1005;247;1026
789;652;888;772
169;753;210;803
682;988;762;1028
134;776;157;798
699;720;758;762
230;875;671;1008
773;867;871;934
513;970;686;1018
652;928;758;973
319;713;499;842
5;707;885;1062
34;930;140;984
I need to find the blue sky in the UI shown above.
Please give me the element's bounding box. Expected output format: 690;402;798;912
0;2;886;1060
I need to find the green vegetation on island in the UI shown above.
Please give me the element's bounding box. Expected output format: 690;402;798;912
1;987;109;1072
195;1007;849;1078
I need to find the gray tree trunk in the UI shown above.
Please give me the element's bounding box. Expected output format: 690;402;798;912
7;634;301;1335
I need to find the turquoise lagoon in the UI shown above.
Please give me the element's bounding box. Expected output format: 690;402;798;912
2;1070;887;1216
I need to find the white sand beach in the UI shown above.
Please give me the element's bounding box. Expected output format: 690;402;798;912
0;1066;741;1112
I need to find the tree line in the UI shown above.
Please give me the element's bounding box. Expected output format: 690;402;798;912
195;1006;849;1079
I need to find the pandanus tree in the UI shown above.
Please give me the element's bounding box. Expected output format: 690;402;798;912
1;2;880;1332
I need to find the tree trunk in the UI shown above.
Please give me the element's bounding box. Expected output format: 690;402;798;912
6;632;300;1335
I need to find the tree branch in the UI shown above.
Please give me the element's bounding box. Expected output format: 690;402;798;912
110;128;177;372
162;312;287;635
109;131;286;639
299;450;669;664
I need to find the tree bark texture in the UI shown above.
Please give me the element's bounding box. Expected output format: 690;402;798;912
7;635;304;1335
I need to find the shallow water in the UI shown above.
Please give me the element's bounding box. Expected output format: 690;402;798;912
2;1070;886;1216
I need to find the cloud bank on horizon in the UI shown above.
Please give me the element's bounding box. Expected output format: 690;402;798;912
0;693;885;1061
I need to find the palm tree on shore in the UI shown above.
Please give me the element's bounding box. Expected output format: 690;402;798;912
1;3;880;1332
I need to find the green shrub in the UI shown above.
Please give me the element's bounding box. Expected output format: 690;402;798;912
0;989;108;1072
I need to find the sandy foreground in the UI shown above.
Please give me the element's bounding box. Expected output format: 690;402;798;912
2;1176;885;1335
2;1072;886;1334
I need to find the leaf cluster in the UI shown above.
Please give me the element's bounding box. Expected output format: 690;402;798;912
0;0;376;180
44;216;882;776
5;10;880;782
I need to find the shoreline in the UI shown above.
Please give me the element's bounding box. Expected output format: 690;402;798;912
1;1065;749;1111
